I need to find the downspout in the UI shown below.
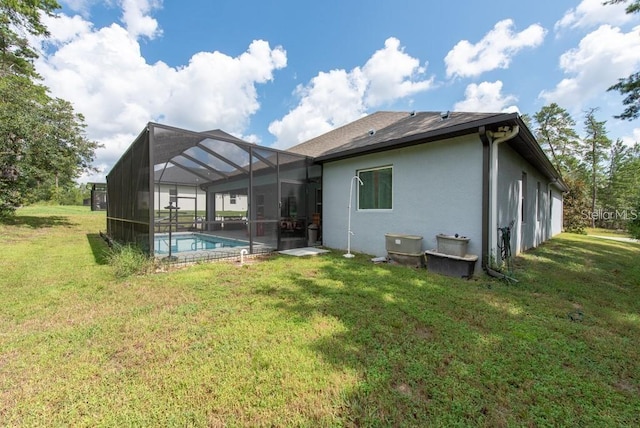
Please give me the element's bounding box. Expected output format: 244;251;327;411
479;127;491;270
480;125;519;270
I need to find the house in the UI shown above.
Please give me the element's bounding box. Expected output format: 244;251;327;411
106;111;565;271
287;111;566;271
87;182;107;211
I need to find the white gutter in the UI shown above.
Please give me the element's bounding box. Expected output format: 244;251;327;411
487;125;519;259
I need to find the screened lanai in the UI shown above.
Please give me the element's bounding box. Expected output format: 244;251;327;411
106;123;321;261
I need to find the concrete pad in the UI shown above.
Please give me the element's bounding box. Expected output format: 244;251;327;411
279;247;330;257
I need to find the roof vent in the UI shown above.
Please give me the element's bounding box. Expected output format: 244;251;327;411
410;111;416;117
368;128;376;136
440;111;450;120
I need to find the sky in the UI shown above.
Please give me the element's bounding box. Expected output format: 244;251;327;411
33;0;640;182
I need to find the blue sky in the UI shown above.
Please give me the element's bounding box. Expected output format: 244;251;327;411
34;0;640;181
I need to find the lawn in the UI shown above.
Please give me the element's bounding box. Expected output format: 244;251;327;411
586;227;632;238
1;206;639;426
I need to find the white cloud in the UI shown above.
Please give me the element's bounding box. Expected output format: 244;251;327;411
453;80;519;113
268;37;433;149
445;19;546;79
60;0;163;35
163;40;287;132
41;13;94;45
59;0;99;17
362;37;433;106
36;8;287;177
540;25;640;110
121;0;162;39
267;70;368;149
555;0;634;31
622;127;640;146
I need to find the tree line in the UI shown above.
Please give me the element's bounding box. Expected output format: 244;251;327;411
1;0;99;217
526;105;640;238
531;0;640;238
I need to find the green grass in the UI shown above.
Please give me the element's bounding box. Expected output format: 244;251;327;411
586;227;632;238
1;206;639;426
106;244;157;278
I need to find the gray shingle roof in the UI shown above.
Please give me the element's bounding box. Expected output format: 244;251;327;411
289;110;566;191
286;111;508;159
285;111;409;157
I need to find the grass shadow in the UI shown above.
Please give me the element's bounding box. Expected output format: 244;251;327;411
0;215;76;228
252;238;640;425
86;233;110;265
254;256;518;424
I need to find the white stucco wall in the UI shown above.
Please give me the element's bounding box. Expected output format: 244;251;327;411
322;136;484;265
551;188;563;236
156;184;206;212
496;144;560;256
212;193;249;213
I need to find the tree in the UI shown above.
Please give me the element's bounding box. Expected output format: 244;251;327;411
582;108;612;228
606;0;640;120
605;0;640;16
617;144;640;234
532;104;592;233
0;0;60;77
0;0;99;217
0;76;99;213
562;176;591;233
533;103;581;177
600;139;638;228
609;72;640;121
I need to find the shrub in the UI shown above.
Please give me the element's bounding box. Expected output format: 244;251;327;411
106;244;155;278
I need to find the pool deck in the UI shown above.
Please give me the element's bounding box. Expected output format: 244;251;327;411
279;247;330;257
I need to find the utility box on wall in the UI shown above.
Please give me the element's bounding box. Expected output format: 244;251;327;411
385;233;424;267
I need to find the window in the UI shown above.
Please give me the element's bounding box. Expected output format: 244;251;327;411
230;193;237;205
169;188;177;203
358;166;393;210
256;194;265;217
521;172;527;223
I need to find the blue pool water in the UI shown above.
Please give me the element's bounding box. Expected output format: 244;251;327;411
154;233;247;254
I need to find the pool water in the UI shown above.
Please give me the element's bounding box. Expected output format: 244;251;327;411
154;233;247;254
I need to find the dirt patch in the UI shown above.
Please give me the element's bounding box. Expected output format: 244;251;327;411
394;383;413;397
415;326;433;340
614;379;638;395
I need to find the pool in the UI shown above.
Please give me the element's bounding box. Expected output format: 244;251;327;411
154;233;247;255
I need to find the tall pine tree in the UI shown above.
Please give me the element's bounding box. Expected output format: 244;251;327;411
582;109;612;228
533;103;581;178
